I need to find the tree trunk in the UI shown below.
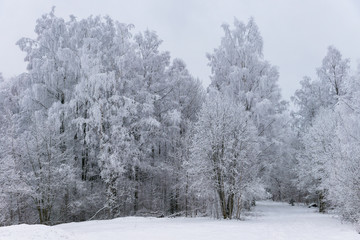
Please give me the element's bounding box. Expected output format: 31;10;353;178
235;196;242;219
217;189;227;219
134;166;139;213
319;191;326;213
107;174;118;218
36;199;52;225
226;193;234;219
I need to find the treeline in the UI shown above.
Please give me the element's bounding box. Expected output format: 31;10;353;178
0;9;359;226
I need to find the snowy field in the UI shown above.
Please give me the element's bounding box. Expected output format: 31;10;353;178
1;201;359;240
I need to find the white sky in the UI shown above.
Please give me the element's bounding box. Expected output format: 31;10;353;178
1;0;360;100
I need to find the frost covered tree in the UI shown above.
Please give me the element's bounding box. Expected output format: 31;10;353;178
316;72;360;221
69;17;138;218
317;46;349;98
161;59;204;215
0;75;29;225
14;9;83;223
293;46;351;212
292;46;350;129
189;91;261;219
297;109;339;211
207;18;291;202
329;100;360;223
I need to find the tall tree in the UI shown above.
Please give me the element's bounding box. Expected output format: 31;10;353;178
207;17;289;201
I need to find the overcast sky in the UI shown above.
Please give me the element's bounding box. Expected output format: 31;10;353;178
1;0;360;100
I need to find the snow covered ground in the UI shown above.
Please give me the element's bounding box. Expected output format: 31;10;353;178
1;201;359;240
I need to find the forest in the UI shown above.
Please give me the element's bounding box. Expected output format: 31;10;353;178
1;9;360;226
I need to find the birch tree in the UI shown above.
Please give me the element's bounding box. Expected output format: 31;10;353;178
189;92;260;219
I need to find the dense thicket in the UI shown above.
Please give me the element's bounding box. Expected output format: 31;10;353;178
292;46;360;224
1;10;360;226
0;10;205;224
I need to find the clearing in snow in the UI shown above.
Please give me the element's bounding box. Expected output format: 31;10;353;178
1;201;359;240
